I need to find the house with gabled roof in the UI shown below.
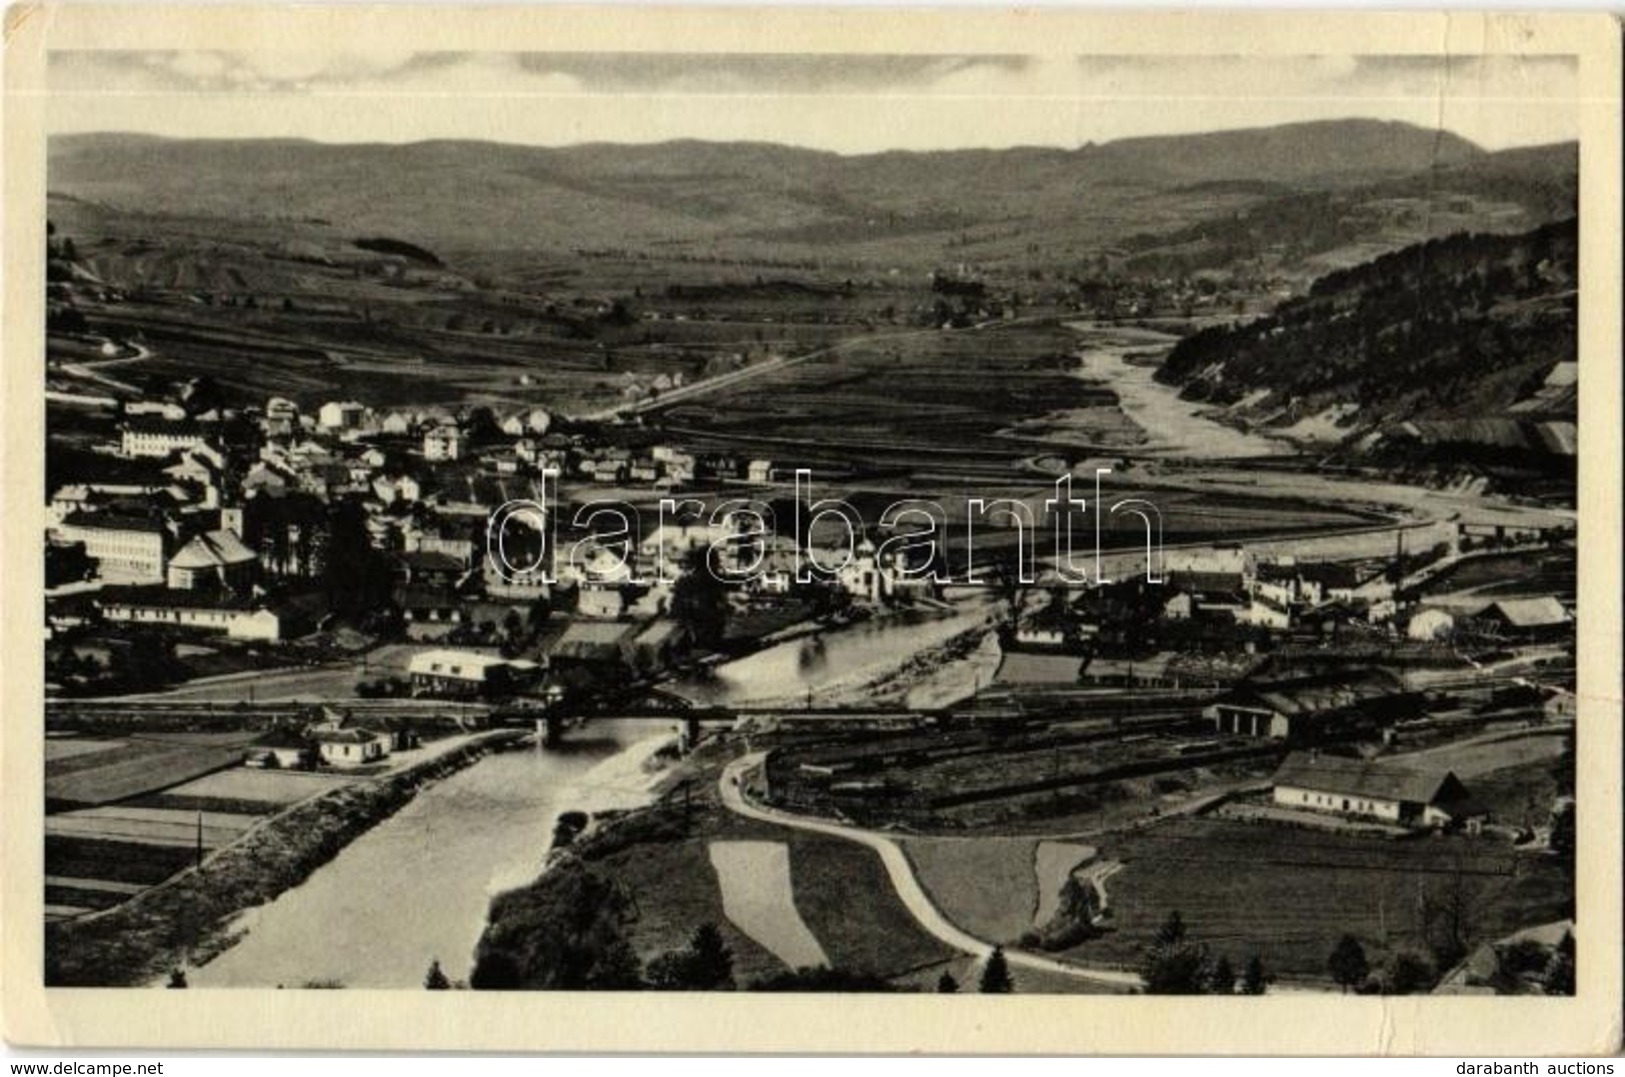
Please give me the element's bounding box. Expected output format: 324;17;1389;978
1272;750;1483;829
1477;597;1572;642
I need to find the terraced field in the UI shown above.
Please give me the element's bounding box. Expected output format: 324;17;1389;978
43;737;359;922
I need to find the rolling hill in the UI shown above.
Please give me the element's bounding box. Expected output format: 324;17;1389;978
47;121;1569;271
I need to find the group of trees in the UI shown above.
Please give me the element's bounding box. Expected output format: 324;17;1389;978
1157;218;1578;428
932;948;1016;995
1328;934;1438;996
469;865;752;992
1140;912;1270;995
670;548;730;651
468;862;1044;994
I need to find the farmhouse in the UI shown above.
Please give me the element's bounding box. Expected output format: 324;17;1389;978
312;725;391;768
548;620;639;672
1272;751;1482;829
1080;652;1175;689
406;649;539;698
1206;668;1421;742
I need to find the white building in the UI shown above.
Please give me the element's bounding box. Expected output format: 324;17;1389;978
121;419;208;460
53;512;169;584
423;425;465;462
372;474;422;505
313;726;391;768
96;590;287;641
1272;751;1479;829
406;649;538;698
318;400;367;430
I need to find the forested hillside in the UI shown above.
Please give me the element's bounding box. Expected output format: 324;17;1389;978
1155;220;1577;448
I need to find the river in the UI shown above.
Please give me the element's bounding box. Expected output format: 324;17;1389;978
669;596;999;709
189;722;673;989
1067;321;1288;460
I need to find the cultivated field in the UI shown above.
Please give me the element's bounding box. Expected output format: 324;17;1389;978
707;840;829;969
45;733;260;807
581;795;958;985
1064;817;1572;981
902;836;1040;943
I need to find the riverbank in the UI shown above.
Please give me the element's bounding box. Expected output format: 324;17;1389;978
671;594;999;709
44;730;523;987
1065;320;1291;459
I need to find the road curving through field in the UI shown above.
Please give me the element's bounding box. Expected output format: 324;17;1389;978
718;752;1143;990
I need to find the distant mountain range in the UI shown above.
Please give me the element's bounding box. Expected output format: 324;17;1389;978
48;121;1575;270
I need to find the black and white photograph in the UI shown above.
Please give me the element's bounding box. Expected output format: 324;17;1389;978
4;4;1621;1057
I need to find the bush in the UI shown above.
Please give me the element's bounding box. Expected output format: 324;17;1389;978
1385;951;1437;995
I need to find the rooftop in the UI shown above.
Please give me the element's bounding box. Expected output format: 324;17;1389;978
170;529;257;570
1224;668;1407;717
59;511;168;535
1482;596;1570;628
1273;751;1463;806
406;649;533;678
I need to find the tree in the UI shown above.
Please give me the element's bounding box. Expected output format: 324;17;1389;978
1141;911;1213;995
978;947;1014;994
527;594;553;630
1545;950;1576;996
1031;874;1101;950
645;923;735;991
166;968;188;989
1418;865;1477;974
936;972;960;993
1209;955;1237;995
686;923;735;989
471;865;646;990
424;959;452;990
1241;955;1269;995
671;548;729;650
1329;934;1370;993
463;405;503;445
1385;951;1436;995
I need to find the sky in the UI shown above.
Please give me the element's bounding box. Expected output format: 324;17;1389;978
46;51;1580;154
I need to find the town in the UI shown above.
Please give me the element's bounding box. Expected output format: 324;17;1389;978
41;117;1579;999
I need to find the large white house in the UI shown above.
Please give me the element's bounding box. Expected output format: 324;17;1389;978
1272;751;1480;829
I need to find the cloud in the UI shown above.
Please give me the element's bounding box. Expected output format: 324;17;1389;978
47;50;1579;153
510;52;1030;95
